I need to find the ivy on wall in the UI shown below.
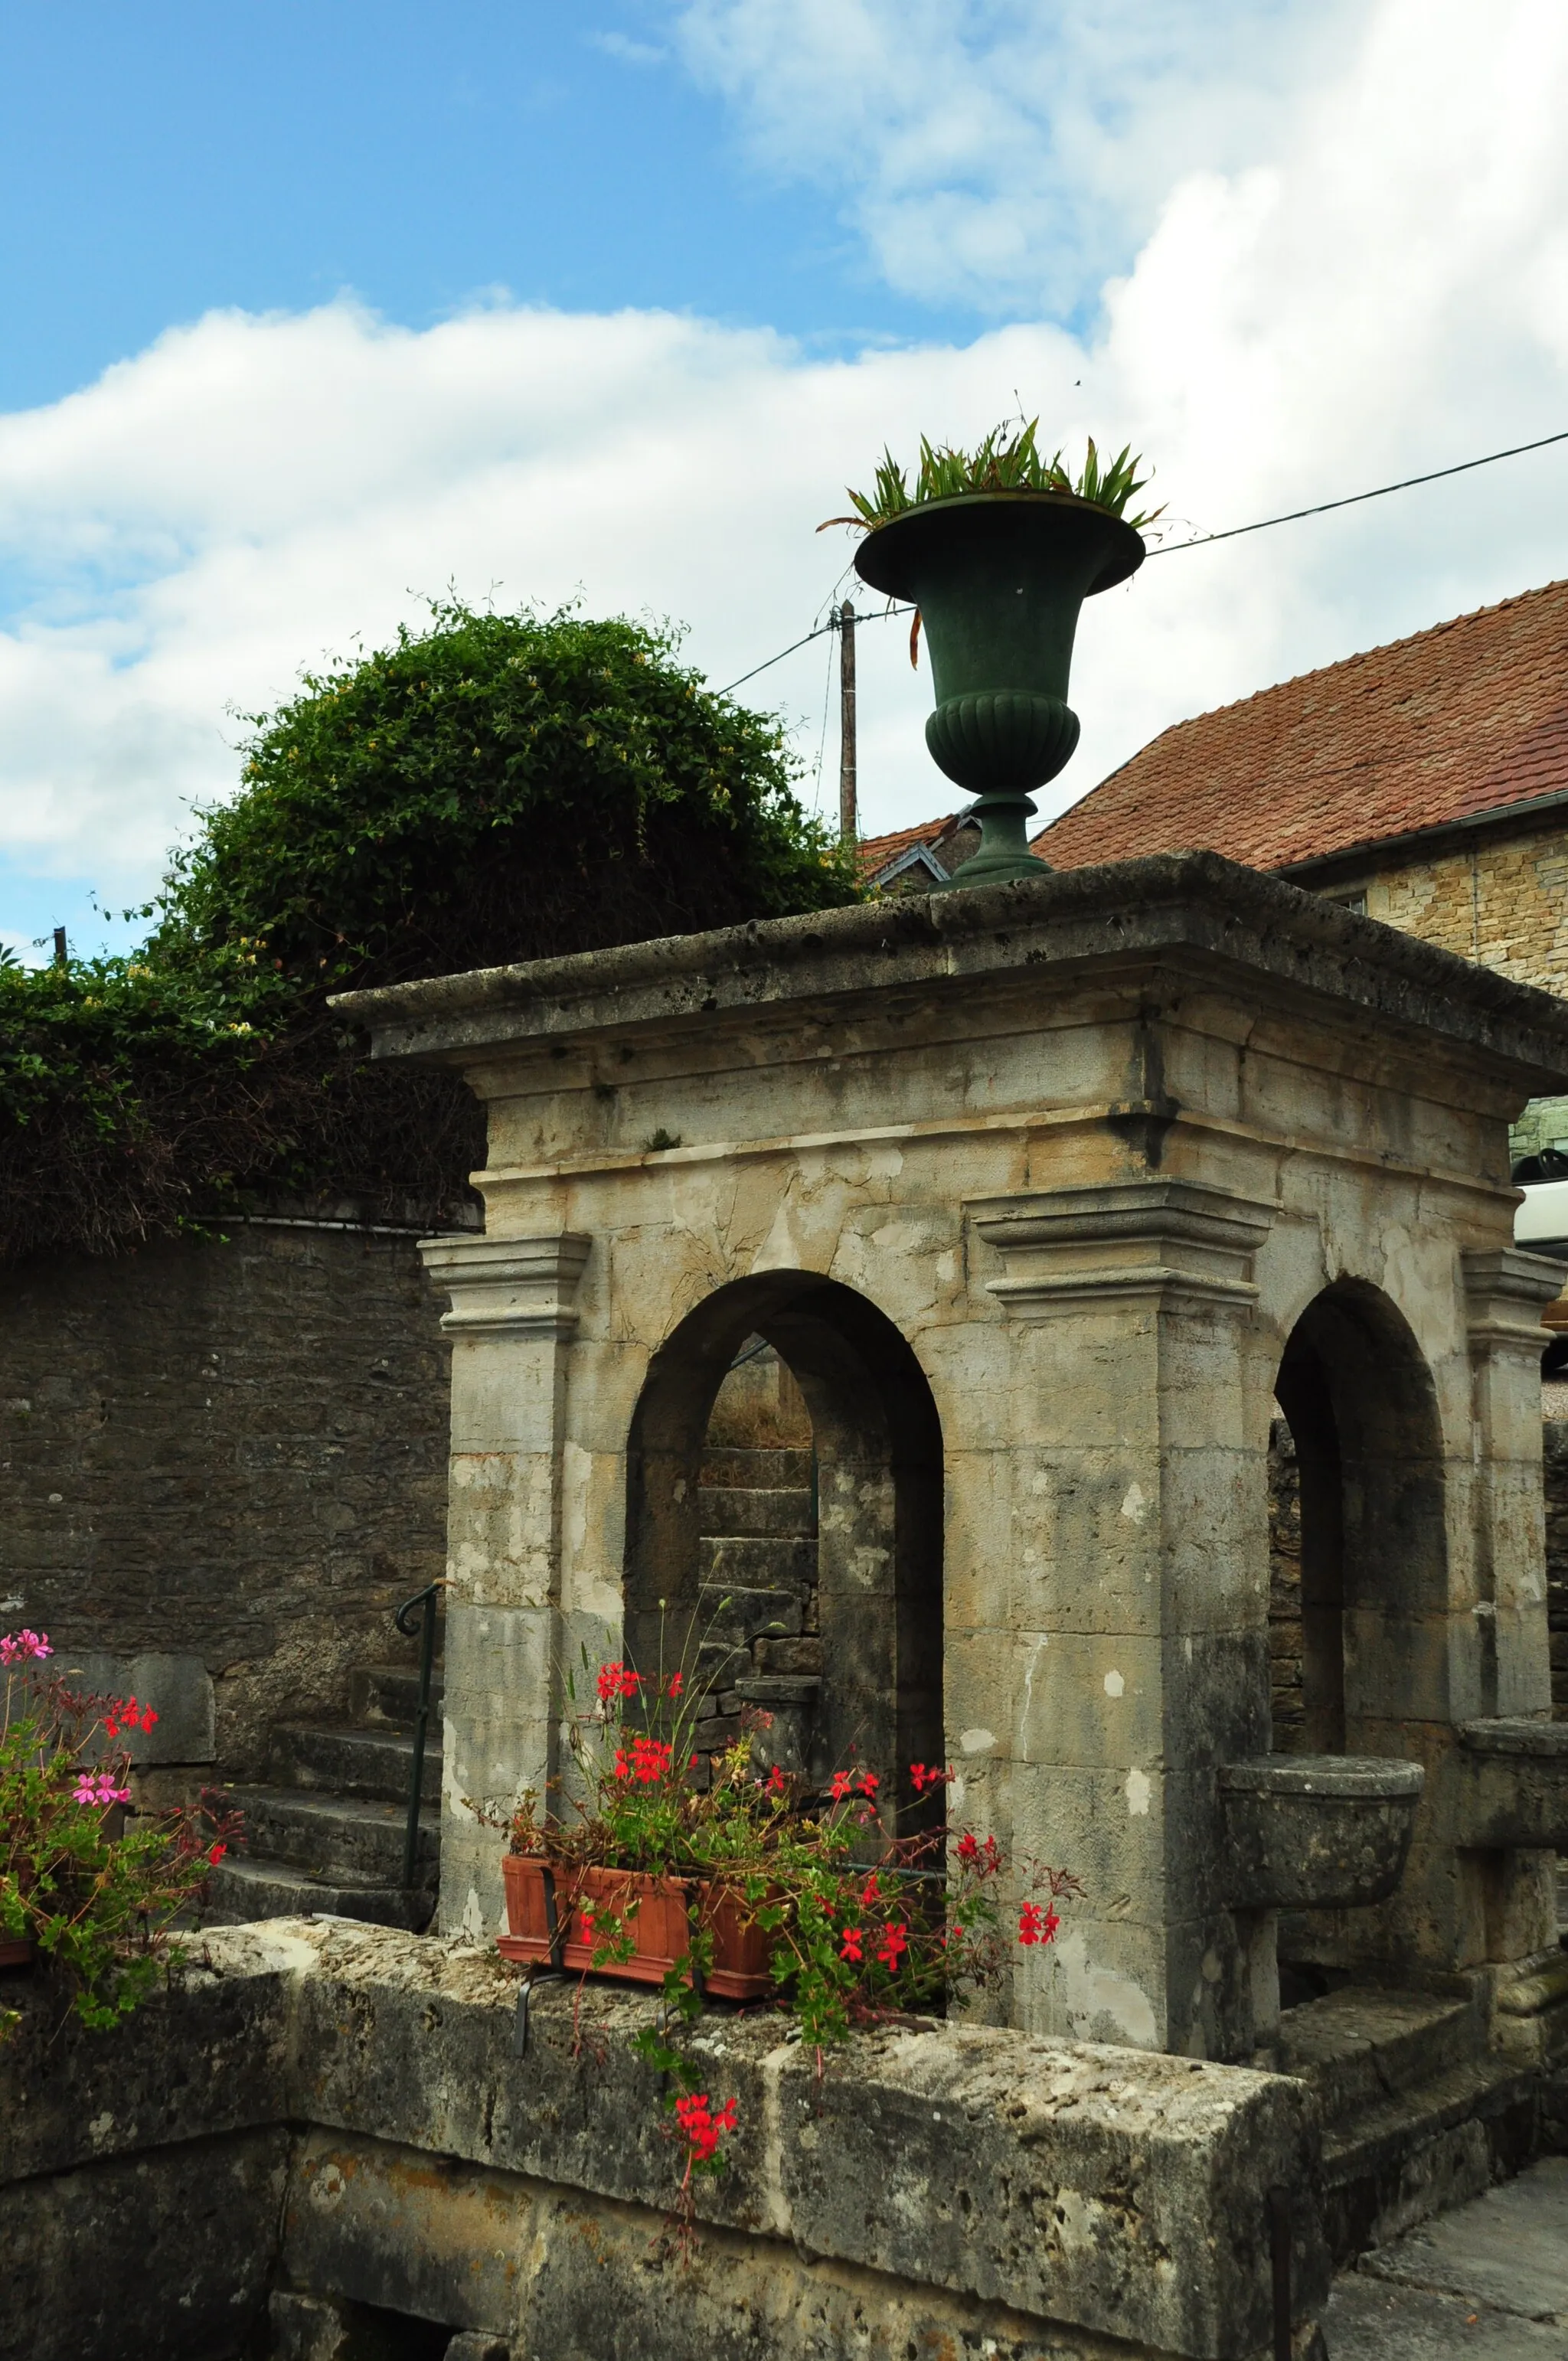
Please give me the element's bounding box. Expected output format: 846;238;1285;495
0;604;859;1260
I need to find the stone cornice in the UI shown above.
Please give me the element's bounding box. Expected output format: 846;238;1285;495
419;1233;591;1338
331;851;1568;1092
969;1177;1276;1320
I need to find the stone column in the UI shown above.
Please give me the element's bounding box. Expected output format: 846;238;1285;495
419;1233;590;1938
1462;1249;1563;1720
966;1177;1276;2059
1458;1246;1563;1967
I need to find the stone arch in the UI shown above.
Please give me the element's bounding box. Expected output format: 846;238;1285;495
623;1271;943;1814
1272;1277;1449;1755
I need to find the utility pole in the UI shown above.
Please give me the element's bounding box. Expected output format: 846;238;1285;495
838;600;857;844
51;926;67;968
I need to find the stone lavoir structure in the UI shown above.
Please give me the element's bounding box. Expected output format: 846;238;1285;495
15;853;1568;2361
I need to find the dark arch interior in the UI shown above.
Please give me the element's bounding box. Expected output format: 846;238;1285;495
624;1272;944;1817
1268;1281;1449;1994
1271;1278;1450;1758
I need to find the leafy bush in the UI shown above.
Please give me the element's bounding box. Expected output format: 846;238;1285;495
152;602;856;988
0;604;858;1259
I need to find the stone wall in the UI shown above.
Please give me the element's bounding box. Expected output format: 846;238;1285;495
0;1919;1331;2361
0;1221;452;1788
1363;823;1568;993
1268;1416;1305;1747
1546;1409;1568;1717
1331;821;1568;1157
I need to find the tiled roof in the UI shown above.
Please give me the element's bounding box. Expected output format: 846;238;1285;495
1033;577;1568;875
857;814;965;880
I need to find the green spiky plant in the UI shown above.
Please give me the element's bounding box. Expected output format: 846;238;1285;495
822;418;1163;534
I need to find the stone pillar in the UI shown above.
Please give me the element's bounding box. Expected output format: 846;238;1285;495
967;1177;1276;2059
1459;1246;1563;1967
1462;1249;1563;1720
419;1233;590;1938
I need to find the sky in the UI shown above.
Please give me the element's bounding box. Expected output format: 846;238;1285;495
2;0;1567;956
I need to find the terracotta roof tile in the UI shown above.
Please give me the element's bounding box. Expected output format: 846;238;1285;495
1033;576;1568;874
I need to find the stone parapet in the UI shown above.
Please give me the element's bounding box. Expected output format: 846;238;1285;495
0;1919;1329;2361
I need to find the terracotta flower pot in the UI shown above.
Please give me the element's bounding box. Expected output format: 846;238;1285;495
498;1856;692;1985
0;1935;36;1970
699;1883;776;2002
497;1856;776;1999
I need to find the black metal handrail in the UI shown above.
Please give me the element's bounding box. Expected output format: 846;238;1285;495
394;1581;444;1892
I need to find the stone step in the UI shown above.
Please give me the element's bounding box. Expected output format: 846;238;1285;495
701;1447;813;1490
698;1533;815;1591
266;1720;442;1806
201;1855;433;1932
698;1485;815;1538
1274;1984;1533;2265
1276;1987;1480;2124
225;1785;439;1885
697;1584;805;1647
348;1663;445;1729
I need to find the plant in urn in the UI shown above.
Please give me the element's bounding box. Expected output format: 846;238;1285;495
825;423;1159;887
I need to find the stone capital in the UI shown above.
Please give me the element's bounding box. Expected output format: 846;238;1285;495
419;1233;592;1339
968;1177;1276;1320
1462;1246;1565;1354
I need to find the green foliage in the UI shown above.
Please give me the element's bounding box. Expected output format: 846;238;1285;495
826;418;1164;534
152;601;857;990
0;602;859;1259
0;1634;241;2043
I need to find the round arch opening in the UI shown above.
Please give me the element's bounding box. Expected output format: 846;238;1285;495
1269;1278;1449;1757
623;1272;943;1819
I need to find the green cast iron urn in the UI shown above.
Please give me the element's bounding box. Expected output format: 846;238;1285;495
853;489;1145;887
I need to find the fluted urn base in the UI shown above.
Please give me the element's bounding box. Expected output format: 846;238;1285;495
925;691;1080;793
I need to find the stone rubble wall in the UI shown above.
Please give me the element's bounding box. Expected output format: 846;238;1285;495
0;1224;451;1789
1545;1410;1568;1718
0;1919;1329;2361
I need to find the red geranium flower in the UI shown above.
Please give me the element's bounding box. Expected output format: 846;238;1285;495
1018;1903;1060;1947
875;1922;908;1970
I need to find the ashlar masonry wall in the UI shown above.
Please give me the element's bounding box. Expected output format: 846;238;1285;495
1316;818;1568;1158
0;1220;451;1789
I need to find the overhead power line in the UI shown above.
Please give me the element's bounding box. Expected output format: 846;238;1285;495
717;423;1568;696
1145;423;1568;555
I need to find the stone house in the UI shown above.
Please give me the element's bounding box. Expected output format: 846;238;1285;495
1033;573;1568;1161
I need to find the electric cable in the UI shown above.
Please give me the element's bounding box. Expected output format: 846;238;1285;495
716;423;1568;695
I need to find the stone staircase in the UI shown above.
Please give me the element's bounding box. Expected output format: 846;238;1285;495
1276;1984;1538;2263
206;1662;441;1931
694;1445;820;1770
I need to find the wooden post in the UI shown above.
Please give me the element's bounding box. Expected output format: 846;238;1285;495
838;601;857;844
51;926;67;968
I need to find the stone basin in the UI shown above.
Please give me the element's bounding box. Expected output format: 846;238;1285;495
1219;1755;1425;1911
1455;1717;1568;1849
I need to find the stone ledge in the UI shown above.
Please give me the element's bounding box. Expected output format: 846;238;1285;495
333;850;1568;1089
0;1917;1329;2361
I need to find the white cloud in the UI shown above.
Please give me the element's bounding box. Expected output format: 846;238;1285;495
2;0;1568;926
590;30;668;67
669;0;1363;314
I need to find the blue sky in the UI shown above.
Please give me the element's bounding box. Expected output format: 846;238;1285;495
0;3;969;414
2;0;1567;958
